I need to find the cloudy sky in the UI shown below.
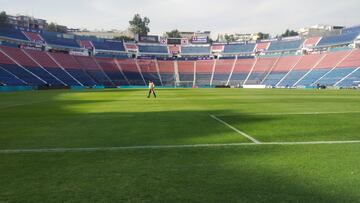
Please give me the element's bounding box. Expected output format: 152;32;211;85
1;0;360;37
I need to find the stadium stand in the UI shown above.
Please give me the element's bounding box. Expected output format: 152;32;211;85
255;42;270;52
262;55;301;86
0;25;28;41
181;46;210;55
168;45;180;54
303;37;321;48
49;52;96;86
95;57;128;86
157;60;175;86
137;59;161;85
342;25;360;34
24;49;81;86
229;58;255;86
78;40;93;49
116;59;145;85
23;31;44;43
212;58;235;85
177;60;195;82
223;44;255;54
211;44;224;52
138;45;168;54
74;55;113;86
267;39;303;51
245;57;278;84
195;59;214;86
0;47;45;85
296;51;350;86
91;40;125;52
41;31;80;48
317;32;359;47
1;46;63;86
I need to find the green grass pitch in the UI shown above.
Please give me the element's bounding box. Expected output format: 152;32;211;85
1;88;360;202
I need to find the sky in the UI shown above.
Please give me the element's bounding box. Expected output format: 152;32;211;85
1;0;360;37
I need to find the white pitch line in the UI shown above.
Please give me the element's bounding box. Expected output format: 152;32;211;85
210;114;261;144
1;140;360;154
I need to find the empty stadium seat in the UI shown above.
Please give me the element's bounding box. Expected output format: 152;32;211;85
181;46;210;55
137;59;161;85
23;31;44;43
178;60;195;82
263;56;300;86
95;57;128;86
229;58;255;85
41;31;80;48
223;44;255;54
0;25;29;41
267;39;303;51
157;60;175;86
317;32;359;47
212;59;234;85
138;45;168;54
116;59;145;85
195;60;214;86
92;40;125;52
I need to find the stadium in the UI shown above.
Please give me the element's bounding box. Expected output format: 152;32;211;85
1;0;360;202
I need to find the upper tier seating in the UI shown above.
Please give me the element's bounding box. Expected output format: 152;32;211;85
23;31;44;43
267;39;303;51
0;25;28;41
342;26;360;34
223;44;255;53
317;32;359;47
41;31;80;48
138;45;168;54
79;40;93;49
211;44;224;52
91;40;125;52
303;37;321;48
255;42;270;51
168;45;180;54
181;46;210;55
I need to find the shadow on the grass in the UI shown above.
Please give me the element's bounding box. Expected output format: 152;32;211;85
0;89;359;202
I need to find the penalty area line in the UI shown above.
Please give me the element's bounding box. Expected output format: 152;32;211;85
210;114;261;144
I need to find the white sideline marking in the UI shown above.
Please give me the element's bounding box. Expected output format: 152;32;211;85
210;114;261;144
1;141;360;154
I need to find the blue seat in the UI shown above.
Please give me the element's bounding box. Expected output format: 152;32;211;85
317;67;356;86
92;40;126;52
317;32;359;47
224;44;255;53
262;72;287;86
338;68;360;86
66;69;97;86
279;70;309;86
296;69;330;86
138;45;168;54
0;25;28;41
268;40;303;51
181;46;210;55
0;66;26;85
0;64;45;86
41;31;80;48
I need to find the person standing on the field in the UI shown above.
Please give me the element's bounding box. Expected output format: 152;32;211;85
147;81;157;98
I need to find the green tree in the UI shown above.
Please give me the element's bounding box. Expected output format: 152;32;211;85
258;32;270;40
166;29;181;38
0;11;8;25
129;14;150;35
45;22;67;33
224;34;235;42
281;29;299;38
